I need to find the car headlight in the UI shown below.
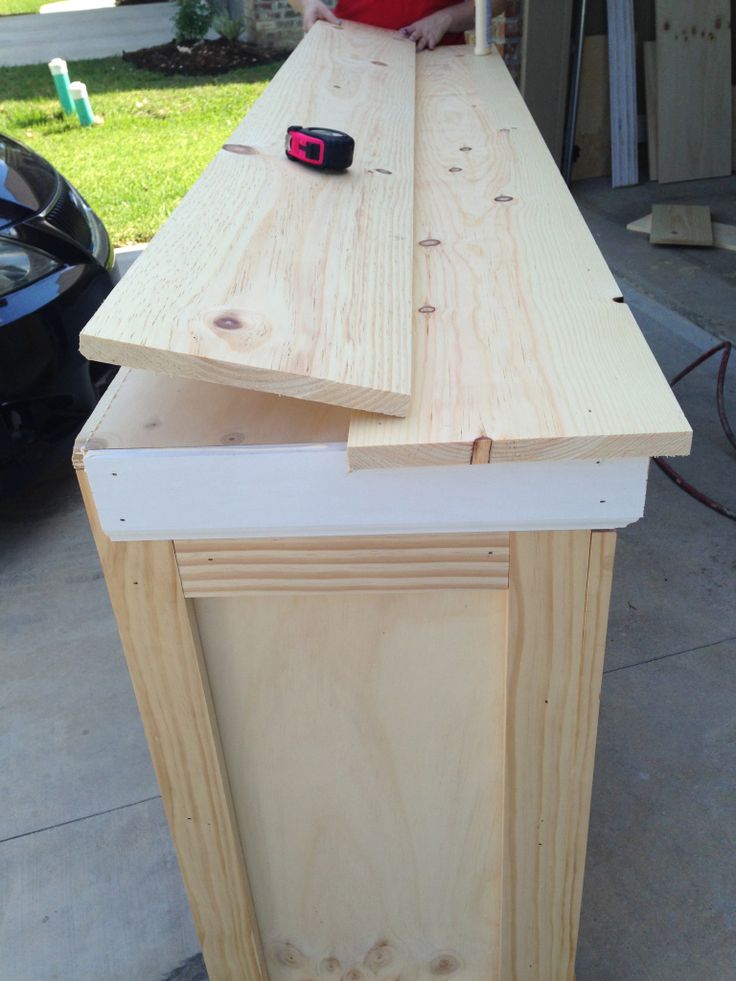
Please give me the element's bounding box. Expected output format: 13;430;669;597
0;240;61;298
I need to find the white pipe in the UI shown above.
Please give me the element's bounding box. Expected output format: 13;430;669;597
475;0;491;54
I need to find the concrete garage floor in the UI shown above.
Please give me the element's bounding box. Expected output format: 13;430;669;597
2;182;736;979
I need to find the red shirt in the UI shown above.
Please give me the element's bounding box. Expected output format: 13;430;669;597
333;0;466;45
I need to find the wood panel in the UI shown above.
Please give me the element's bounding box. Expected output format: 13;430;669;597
347;46;692;469
627;213;736;251
77;474;265;981
644;41;659;180
195;589;508;979
175;533;510;595
607;0;639;187
650;204;714;246
500;530;615;980
80;22;415;416
655;0;732;184
520;0;575;165
572;35;611;182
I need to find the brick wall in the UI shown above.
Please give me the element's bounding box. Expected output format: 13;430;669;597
242;0;303;50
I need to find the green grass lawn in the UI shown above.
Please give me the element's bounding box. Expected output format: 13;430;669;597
0;0;45;15
0;57;281;245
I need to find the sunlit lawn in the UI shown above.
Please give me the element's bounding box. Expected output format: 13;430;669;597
0;56;281;245
0;0;45;14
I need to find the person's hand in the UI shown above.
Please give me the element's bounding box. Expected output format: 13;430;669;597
301;0;340;31
400;10;453;50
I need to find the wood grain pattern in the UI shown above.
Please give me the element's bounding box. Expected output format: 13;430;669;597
572;35;611;182
655;0;732;184
347;46;691;470
175;533;510;595
607;0;639;187
195;589;508;979
80;22;415;416
501;530;615;981
77;473;265;981
644;42;659;180
650;204;713;246
627;213;736;252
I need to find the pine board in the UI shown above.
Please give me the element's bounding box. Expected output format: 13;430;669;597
80;22;415;416
655;0;732;184
644;42;659;180
650;204;714;246
196;589;507;979
607;0;639;187
347;46;691;470
627;213;736;251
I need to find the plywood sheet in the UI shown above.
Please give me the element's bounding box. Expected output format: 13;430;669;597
650;204;713;245
655;0;732;184
347;47;692;470
196;590;507;979
80;22;415;416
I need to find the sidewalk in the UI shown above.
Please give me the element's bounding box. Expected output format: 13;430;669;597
0;2;176;66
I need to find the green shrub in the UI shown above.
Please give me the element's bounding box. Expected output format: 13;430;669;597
173;0;212;44
212;13;244;41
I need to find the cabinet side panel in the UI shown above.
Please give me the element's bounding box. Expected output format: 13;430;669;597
195;590;508;980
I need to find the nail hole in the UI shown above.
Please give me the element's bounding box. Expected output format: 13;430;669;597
333;84;341;88
419;238;441;247
460;146;472;151
111;472;117;477
494;194;514;202
375;168;392;175
613;295;624;303
119;518;125;522
371;60;387;66
419;305;436;314
449;166;463;173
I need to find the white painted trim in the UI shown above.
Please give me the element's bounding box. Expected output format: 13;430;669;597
85;444;650;541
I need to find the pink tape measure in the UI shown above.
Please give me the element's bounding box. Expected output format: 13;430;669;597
285;126;355;171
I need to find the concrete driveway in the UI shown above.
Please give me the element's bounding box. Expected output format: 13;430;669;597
0;2;177;66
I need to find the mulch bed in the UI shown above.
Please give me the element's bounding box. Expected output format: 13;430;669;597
123;39;286;77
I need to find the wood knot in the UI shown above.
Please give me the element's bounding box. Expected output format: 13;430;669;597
221;432;244;444
449;166;463;173
207;308;271;347
418;304;436;314
429;954;462;975
364;943;394;971
419;238;441;247
222;143;257;155
272;942;307;969
459;145;472;151
371;60;388;66
213;314;243;330
342;970;366;981
375;168;392;175
494;194;514;202
320;957;341;974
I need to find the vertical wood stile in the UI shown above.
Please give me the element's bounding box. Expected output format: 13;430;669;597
78;474;265;981
501;530;615;980
607;0;639;187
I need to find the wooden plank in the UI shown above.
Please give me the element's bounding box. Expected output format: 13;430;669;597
650;203;714;246
80;22;415;416
77;474;265;981
572;35;611;182
655;0;732;184
347;46;691;470
627;212;736;251
520;0;576;165
644;41;659;180
194;588;507;979
174;532;510;595
500;530;615;980
607;0;639;187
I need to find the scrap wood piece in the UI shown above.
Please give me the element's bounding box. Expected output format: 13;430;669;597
347;46;691;471
644;42;658;181
654;0;732;184
607;0;638;187
627;213;736;252
81;22;415;416
650;204;714;246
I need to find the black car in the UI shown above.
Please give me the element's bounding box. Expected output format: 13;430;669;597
0;133;119;496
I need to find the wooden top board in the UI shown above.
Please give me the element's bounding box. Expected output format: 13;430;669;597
347;45;692;469
80;22;415;417
650;204;714;246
